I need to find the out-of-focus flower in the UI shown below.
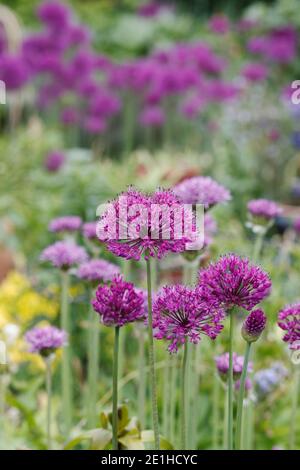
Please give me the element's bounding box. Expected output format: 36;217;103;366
26;325;67;357
247;199;282;221
242;309;267;343
139;106;165;127
0;54;29;91
173;176;231;210
278;303;300;350
293;218;300;235
37;1;71;31
215;352;253;381
209;15;230;35
49;216;82;233
241;62;268;82
204;213;217;247
92;275;145;327
235;377;252;392
76;259;120;283
44;150;65;172
153;284;224;353
254;362;288;397
198;254;271;311
40;241;88;270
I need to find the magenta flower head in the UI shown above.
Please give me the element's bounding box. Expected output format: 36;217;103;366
153;285;224;353
198;254;271;311
37;1;70;30
40;241;88;270
76;259;120;284
97;187;194;261
82;221;98;240
44;151;65;173
293;218;300;235
173;176;231;210
209;14;230;35
235;377;252;392
49;216;82;234
92;275;145;327
241;62;268;82
215;352;253;381
247;199;282;222
242;309;267;343
26;326;67;357
278;303;300;351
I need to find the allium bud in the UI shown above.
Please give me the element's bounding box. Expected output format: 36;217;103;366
242;309;266;343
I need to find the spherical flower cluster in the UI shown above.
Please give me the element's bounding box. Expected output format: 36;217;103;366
241;63;268;82
278;303;300;350
248;26;297;64
173;176;231;210
26;326;67;356
254;362;288;397
44;150;65;173
247;199;282;221
215;352;253;381
76;259;120;283
40;241;88;270
82;221;98;240
153;285;224;353
235;377;252;392
97;187;193;260
198;254;271;311
48;216;82;233
92;275;146;327
242;309;267;343
209;15;230;35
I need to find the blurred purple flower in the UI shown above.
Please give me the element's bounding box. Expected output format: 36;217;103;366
26;326;67;356
247;199;282;221
44;150;65;172
242;62;268;82
209;15;230;35
49;216;82;233
215;352;253;380
173;176;231;210
41;241;88;270
278;303;300;350
76;259;120;283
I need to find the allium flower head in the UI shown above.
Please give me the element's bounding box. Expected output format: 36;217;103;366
92;275;145;327
242;309;267;343
44;151;65;172
153;285;224;353
97;187;194;260
293;218;300;235
235;377;252;392
41;241;88;270
247;199;282;221
76;259;120;283
215;352;253;381
26;326;67;357
278;303;300;350
254;362;288;397
49;216;82;233
173;176;231;210
82;221;98;240
198;254;271;311
241;62;268;82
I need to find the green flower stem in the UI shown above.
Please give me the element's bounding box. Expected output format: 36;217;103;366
181;342;188;450
60;270;72;437
112;326;120;450
163;356;170;437
169;356;177;444
212;372;220;449
227;310;234;450
289;366;300;450
45;356;53;450
87;288;100;428
235;341;251;450
146;257;160;450
253;232;264;263
138;328;146;429
223;385;229;450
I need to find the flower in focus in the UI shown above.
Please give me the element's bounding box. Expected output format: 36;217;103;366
26;325;67;357
278;303;300;350
153;285;224;353
48;216;82;233
198;254;271;311
215;352;253;381
76;259;120;283
92;275;145;327
173;176;231;210
242;309;267;343
40;241;88;270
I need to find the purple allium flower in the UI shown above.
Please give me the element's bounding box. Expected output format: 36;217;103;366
153;285;224;353
242;309;267;343
44;150;65;172
0;54;29;91
37;1;71;30
278;303;300;350
137;2;163;17
204;213;217;247
97;187;193;261
76;259;120;283
82;221;98;240
61;107;79;125
254;362;288;397
139;106;165;127
215;352;253;380
294;218;300;235
173;176;231;210
241;62;268;82
49;216;82;233
247;199;282;221
92;275;145;327
235;377;252;392
198;254;271;311
40;241;88;270
209;15;230;35
26;326;67;356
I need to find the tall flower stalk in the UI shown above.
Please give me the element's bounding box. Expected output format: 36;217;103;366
112;326;120;450
289;365;300;449
181;342;188;449
45;355;53;450
60;270;72;435
227;310;234;449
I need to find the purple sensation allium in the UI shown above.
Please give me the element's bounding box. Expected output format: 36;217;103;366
173;176;231;210
241;62;268;82
198;254;271;311
26;326;67;357
76;259;120;283
92;275;145;327
247;199;282;221
49;216;82;233
278;303;300;350
242;309;267;343
82;221;98;240
215;352;253;381
153;285;224;353
37;1;71;30
40;241;88;270
235;377;252;392
44;150;65;172
97;187;193;261
137;2;163;17
0;54;29;91
209;15;230;35
139;106;165;127
61;107;79;125
293;218;300;235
